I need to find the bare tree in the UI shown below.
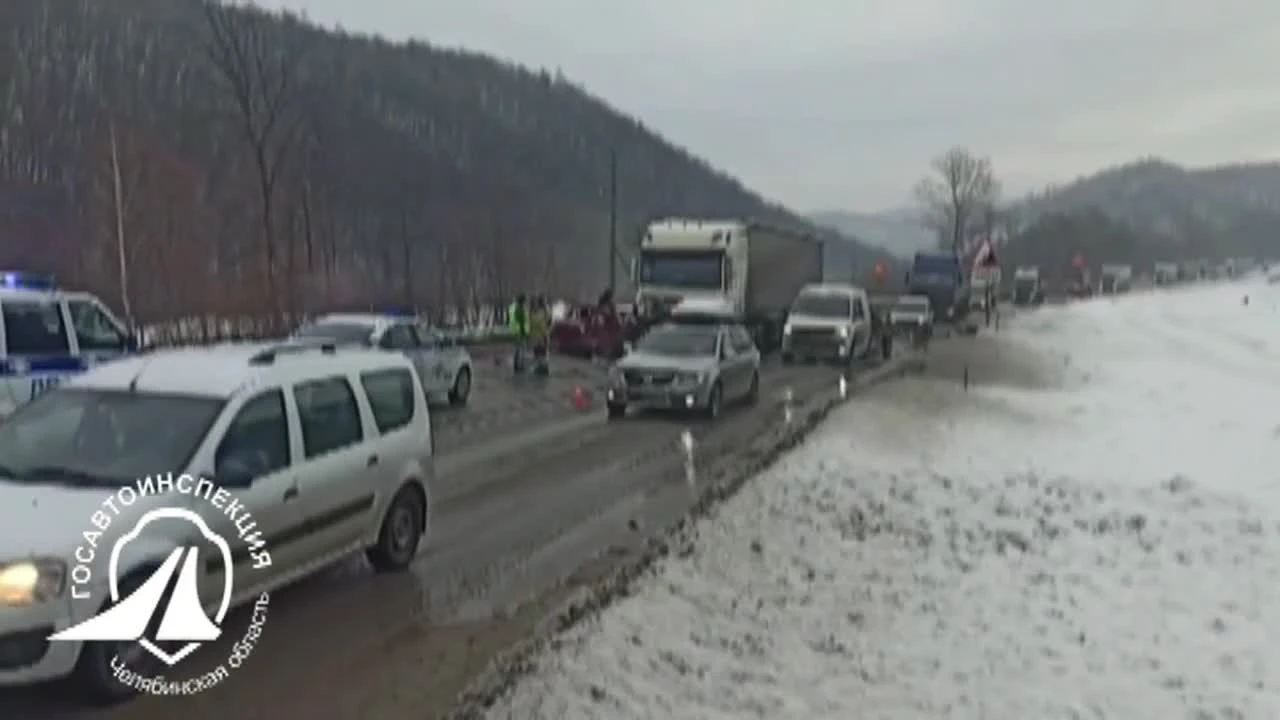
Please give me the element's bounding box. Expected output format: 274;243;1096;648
203;2;304;321
913;147;1000;252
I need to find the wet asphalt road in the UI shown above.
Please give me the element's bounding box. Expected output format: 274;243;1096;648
0;353;862;719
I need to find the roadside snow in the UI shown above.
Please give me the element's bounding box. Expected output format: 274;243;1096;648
492;281;1280;719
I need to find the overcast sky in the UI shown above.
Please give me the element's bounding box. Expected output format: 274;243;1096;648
255;0;1280;213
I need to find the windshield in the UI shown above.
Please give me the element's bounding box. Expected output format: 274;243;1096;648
0;389;224;486
639;251;723;290
791;293;850;317
292;321;374;344
635;325;718;357
894;298;929;312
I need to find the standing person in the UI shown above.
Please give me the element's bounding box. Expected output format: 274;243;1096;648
507;294;528;373
528;295;551;376
595;288;621;360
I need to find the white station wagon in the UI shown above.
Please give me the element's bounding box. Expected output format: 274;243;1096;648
292;313;473;406
0;341;433;701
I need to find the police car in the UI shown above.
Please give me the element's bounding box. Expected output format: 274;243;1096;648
0;340;433;700
0;272;138;417
292;313;472;406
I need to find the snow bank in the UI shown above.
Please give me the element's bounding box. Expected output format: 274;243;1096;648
491;280;1280;719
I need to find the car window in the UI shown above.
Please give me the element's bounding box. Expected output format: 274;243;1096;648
379;324;419;350
2;300;70;355
294;377;363;458
359;368;416;434
0;388;223;484
852;300;866;320
730;326;754;353
416;327;443;349
216;390;290;476
67;299;126;352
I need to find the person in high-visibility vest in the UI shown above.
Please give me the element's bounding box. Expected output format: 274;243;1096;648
508;294;528;372
527;296;551;376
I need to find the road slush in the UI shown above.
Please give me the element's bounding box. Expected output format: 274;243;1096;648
53;473;272;695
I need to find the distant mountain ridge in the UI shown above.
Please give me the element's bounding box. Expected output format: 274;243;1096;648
816;158;1280;278
1015;158;1280;259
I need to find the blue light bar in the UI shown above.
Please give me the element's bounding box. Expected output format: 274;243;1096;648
0;271;56;290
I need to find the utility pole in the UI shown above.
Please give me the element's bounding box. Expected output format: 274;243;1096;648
608;148;618;292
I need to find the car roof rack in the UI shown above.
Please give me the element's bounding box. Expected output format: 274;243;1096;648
248;339;340;366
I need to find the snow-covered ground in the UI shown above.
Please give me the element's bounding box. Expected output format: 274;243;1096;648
491;280;1280;719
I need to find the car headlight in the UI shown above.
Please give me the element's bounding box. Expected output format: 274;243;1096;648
0;558;66;605
676;371;705;385
837;325;850;338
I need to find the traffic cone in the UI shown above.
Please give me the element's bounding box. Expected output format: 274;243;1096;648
571;385;591;411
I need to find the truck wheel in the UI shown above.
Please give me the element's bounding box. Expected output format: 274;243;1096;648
606;402;627;420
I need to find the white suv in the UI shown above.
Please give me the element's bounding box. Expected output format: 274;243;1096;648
0;340;433;701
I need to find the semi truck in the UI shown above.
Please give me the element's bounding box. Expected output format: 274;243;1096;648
632;218;823;352
905;251;970;326
1099;264;1133;294
1012;266;1043;305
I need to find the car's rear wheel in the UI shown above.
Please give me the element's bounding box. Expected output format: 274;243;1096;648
367;485;425;572
448;366;471;406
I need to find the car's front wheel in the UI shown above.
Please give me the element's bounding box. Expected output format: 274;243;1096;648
72;570;158;704
702;382;723;419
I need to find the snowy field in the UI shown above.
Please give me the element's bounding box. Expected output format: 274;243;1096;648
491;279;1280;719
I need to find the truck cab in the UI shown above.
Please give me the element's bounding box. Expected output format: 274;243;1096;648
906;252;970;323
633;218;822;352
634;224;740;315
1099;264;1133;294
1012;266;1043;305
1153;262;1179;286
781;283;886;365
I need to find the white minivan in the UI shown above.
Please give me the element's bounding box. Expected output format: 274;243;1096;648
0;340;433;701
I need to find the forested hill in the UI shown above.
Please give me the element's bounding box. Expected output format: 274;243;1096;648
0;0;882;327
1013;158;1280;264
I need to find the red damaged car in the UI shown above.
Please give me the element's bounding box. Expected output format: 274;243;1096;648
550;303;633;360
